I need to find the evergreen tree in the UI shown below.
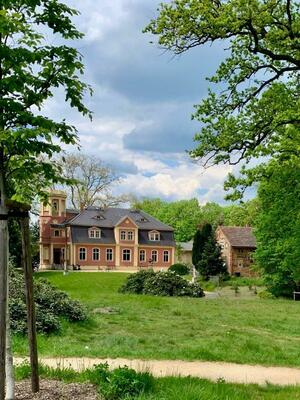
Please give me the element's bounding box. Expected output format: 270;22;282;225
192;223;213;266
197;235;227;281
192;230;202;266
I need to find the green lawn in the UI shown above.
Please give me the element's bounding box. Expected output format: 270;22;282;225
137;378;300;400
16;363;300;400
13;272;300;367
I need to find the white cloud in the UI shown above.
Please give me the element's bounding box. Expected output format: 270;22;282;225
38;0;239;204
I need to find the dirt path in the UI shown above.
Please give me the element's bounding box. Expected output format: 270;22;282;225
14;357;300;386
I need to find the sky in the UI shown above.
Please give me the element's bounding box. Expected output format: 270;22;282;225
46;0;235;204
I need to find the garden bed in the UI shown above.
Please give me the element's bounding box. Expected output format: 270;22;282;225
15;380;98;400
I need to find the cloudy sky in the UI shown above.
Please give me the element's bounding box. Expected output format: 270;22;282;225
48;0;234;204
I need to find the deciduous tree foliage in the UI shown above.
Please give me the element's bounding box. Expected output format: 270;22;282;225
133;198;258;242
145;0;300;199
0;1;91;396
255;160;300;297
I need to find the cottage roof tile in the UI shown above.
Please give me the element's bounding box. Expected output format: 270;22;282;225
219;226;256;248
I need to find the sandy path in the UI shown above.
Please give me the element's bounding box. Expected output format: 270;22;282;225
14;357;300;386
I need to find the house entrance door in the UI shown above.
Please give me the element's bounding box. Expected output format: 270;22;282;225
53;248;62;265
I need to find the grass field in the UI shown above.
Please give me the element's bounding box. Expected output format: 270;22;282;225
16;363;300;400
13;272;300;367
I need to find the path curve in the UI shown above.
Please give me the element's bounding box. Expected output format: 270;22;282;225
14;357;300;386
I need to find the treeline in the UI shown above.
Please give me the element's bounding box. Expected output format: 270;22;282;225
132;198;259;242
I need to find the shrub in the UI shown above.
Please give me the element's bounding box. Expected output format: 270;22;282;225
9;270;87;334
92;363;154;400
169;263;190;275
258;290;275;299
120;270;204;298
119;269;155;294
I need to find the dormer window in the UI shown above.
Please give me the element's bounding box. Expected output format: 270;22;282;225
149;231;160;241
89;227;101;239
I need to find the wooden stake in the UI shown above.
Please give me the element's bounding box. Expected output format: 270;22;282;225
0;170;8;400
20;216;39;393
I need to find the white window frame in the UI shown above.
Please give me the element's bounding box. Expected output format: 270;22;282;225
92;248;100;261
79;247;86;261
149;231;160;241
122;249;131;262
151;250;158;263
106;248;113;262
163;250;169;263
127;231;134;241
89;228;101;239
139;249;146;262
120;230;126;240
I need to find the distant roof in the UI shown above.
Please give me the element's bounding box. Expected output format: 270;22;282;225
178;241;193;252
219;226;256;248
66;207;174;231
66;208;79;214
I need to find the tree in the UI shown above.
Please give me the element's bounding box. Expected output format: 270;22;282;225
0;1;91;397
192;224;212;266
134;197;257;243
254;160;300;297
196;226;227;280
145;0;300;199
59;153;126;210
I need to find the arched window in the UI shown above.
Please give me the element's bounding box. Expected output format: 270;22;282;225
93;248;100;261
163;250;169;263
120;231;126;240
151;250;158;263
127;231;134;241
79;248;86;261
106;248;113;261
139;249;146;262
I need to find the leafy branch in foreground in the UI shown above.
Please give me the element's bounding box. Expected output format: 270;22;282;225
145;0;300;198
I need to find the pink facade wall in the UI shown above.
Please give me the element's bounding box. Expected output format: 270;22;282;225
138;247;173;268
75;244;116;267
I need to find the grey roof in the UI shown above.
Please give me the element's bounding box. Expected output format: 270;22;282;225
66;207;174;231
138;230;175;247
71;226;116;244
66;208;79;214
178;241;193;252
219;226;256;248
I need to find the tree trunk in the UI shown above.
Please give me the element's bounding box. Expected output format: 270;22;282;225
20;216;39;393
0;169;8;400
5;270;14;400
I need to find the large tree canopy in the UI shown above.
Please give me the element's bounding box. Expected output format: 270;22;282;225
145;0;300;198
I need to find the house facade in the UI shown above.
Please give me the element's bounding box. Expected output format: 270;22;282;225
39;191;176;271
175;241;193;265
216;226;256;277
